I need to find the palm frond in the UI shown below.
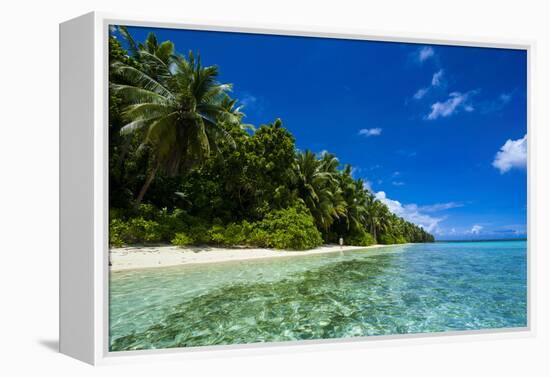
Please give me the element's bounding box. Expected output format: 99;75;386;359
136;49;172;78
145;112;178;145
120;117;157;136
203;121;236;149
122;103;173;122
156;41;175;63
117;26;139;57
110;62;174;99
110;84;173;106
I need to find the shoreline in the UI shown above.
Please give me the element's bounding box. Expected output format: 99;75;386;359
109;244;390;272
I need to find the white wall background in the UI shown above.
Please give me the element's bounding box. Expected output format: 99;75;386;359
0;0;548;375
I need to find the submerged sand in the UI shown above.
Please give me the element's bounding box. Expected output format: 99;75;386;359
109;244;388;271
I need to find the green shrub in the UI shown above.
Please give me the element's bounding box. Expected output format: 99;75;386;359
136;203;159;220
394;235;407;244
378;233;396;245
188;222;211;244
109;217;163;245
223;223;248;245
157;208;187;240
109;203;325;250
256;205;323;250
171;232;193;247
127;217;163;243
207;222;250;246
109;208;127;221
247;227;270;248
109;218;129;247
208;224;227;245
348;231;376;246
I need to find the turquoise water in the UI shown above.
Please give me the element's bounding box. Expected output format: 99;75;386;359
109;241;527;351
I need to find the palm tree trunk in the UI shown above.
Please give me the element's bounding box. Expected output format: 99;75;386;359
135;162;160;205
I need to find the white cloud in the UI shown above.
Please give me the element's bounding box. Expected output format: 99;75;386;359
358;128;382;137
426;91;476;120
362;180;373;192
240;94;257;107
375;191;444;233
412;70;444;101
470;224;483;234
431;70;444;86
417;46;435;63
500;93;512;104
418;202;463;212
492;134;527;174
481;92;513;114
238;91;266;116
413;87;429;100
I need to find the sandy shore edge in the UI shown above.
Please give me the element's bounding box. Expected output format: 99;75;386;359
109;244;389;271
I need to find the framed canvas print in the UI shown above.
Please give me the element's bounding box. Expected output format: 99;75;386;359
59;12;534;365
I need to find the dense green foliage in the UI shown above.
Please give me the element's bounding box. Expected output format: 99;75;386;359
108;28;435;250
253;205;323;250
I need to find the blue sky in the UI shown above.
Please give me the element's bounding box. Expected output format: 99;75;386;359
114;26;527;241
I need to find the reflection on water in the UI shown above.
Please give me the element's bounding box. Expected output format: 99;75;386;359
109;241;527;351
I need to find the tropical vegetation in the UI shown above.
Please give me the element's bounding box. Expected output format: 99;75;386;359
108;27;434;249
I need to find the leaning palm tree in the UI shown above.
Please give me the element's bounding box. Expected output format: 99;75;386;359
111;44;239;204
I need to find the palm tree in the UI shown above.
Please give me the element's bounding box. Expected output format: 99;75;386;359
295;150;325;220
318;152;347;226
332;165;364;233
295;150;346;235
117;26;174;66
365;195;391;242
111;41;239;204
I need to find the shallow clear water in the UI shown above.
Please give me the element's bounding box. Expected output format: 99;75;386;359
109;241;527;351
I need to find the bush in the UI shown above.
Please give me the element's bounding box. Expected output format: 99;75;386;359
135;203;160;220
208;224;227;245
223;222;248;245
378;233;396;245
347;231;376;246
108;203;324;250
206;222;250;246
247;227;270;248
108;217;163;246
109;218;129;247
171;232;193;247
188;222;211;244
109;208;127;222
127;217;163;243
255;205;323;250
157;208;187;240
394;235;407;244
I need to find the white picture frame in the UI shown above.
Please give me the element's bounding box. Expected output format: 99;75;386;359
59;11;536;365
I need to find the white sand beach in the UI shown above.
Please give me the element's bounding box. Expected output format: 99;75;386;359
110;244;388;271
